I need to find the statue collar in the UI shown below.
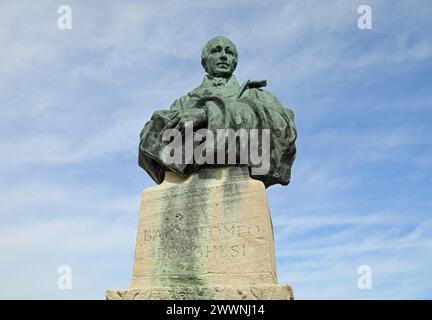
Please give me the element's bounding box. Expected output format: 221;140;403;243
189;75;268;98
201;74;241;88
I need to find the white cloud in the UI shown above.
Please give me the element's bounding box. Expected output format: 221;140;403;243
0;0;431;299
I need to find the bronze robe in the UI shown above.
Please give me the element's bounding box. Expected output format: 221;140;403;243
138;75;297;188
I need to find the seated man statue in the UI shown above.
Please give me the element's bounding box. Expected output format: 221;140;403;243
138;36;297;188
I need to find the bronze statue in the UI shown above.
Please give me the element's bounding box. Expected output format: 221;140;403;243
139;36;297;188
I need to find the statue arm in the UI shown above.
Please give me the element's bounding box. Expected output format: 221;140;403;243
169;98;183;111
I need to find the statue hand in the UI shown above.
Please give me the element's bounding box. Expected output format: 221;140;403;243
173;108;207;133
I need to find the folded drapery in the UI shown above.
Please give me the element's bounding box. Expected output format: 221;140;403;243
138;77;297;188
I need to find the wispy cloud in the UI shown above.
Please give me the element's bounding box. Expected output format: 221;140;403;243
0;0;431;299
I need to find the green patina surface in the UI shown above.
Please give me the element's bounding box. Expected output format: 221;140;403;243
222;167;243;221
155;172;213;299
151;167;247;298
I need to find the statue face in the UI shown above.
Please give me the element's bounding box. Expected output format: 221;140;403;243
202;37;237;77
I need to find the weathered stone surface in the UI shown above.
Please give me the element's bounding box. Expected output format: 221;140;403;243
106;284;293;300
106;167;294;300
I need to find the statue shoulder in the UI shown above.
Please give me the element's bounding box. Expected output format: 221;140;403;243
169;93;194;111
239;80;295;121
169;83;208;111
241;81;286;109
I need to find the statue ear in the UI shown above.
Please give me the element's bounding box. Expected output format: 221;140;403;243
232;59;238;71
201;58;207;72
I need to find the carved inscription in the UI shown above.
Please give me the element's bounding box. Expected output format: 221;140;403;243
139;223;264;259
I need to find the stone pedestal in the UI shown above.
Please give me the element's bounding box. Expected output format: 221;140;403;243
106;167;293;300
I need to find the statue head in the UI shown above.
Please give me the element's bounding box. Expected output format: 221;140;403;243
201;36;238;77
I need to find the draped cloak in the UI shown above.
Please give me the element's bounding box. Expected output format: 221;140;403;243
138;75;297;188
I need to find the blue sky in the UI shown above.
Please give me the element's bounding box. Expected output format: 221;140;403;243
0;0;431;299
